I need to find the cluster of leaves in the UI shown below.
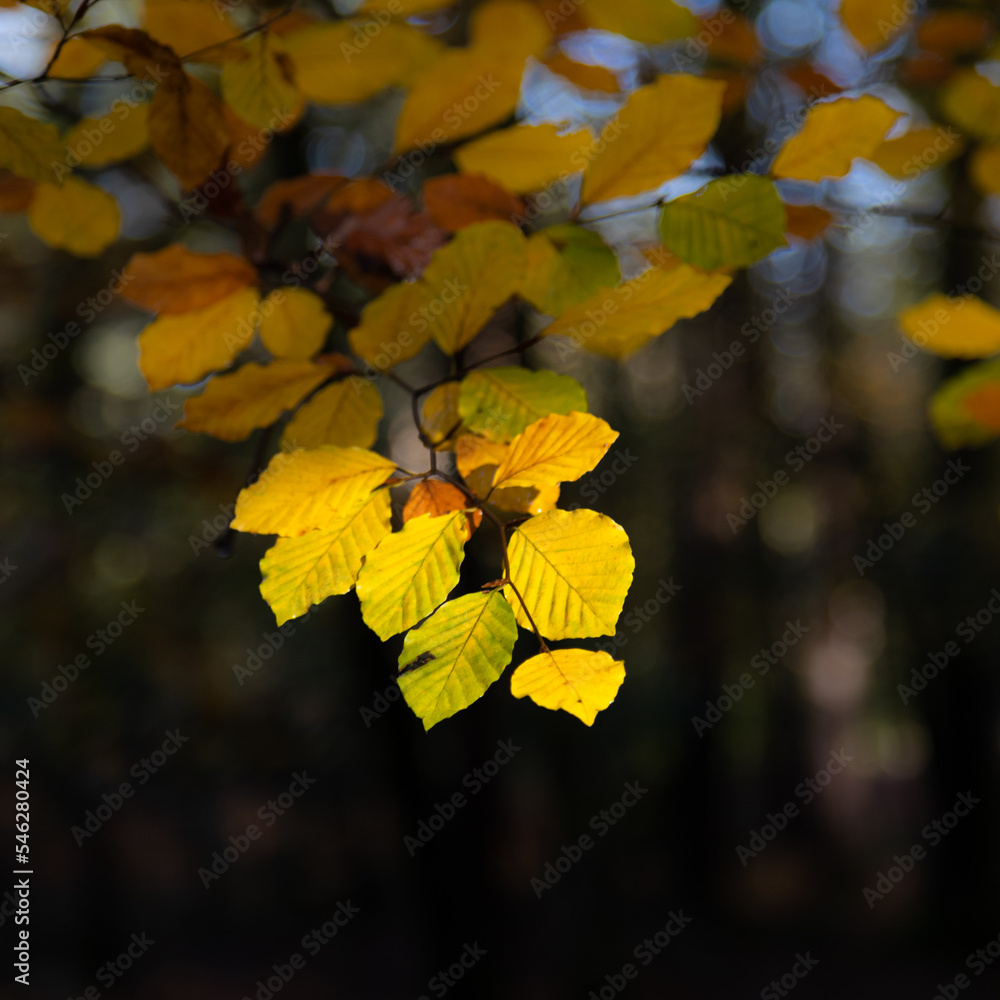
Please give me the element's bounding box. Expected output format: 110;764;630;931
4;0;1000;728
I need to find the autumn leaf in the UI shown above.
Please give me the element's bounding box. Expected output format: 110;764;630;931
403;480;470;521
868;126;964;178
422;174;524;231
899;295;1000;359
63;104;150;168
348;281;432;370
422;383;462;447
521;226;621;316
771;95;902;182
48;36;105;78
143;0;241;61
232;446;397;536
505;508;634;638
455;434;559;513
356;510;477;640
28;178;119;257
491;411;617;490
397;591;518;729
581;0;695;43
178;360;334;441
841;0;911;50
258;288;331;360
582;75;726;204
260;489;392;625
544;53;619;94
939;69;1000;140
137;287;261;390
970;145;1000;197
0;108;66;183
121;244;258;315
785;204;833;241
510;648;625;725
929;361;1000;448
282;377;383;450
0;173;35;212
255;173;348;229
221;33;303;132
77;26;183;82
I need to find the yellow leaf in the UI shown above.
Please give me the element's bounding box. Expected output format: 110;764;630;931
121;243;258;315
359;0;454;13
349;281;432;371
510;648;625;724
232;446;397;536
285;21;439;104
544;53;619;93
868;125;964;178
422;382;461;447
0;108;65;183
356;510;476;639
78;25;183;81
258;288;331;360
469;0;549;60
582;0;695;43
505;508;634;638
179;360;333;441
420;221;526;355
282;377;383;449
398;591;518;729
138;286;261;390
48;37;105;78
144;0;241;61
455;434;558;513
582;75;726;204
840;0;910;50
541;265;732;358
970;144;1000;196
899;294;1000;359
28;177;119;257
940;69;1000;140
63;103;150;168
491;411;617;490
148;74;230;190
454;123;593;194
930;361;1000;449
771;95;902;182
403;480;469;521
221;33;304;132
260;489;391;625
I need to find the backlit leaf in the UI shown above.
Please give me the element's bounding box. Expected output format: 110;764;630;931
491;411;617;490
505;508;634;638
144;0;241;60
581;75;725;204
771;95;902;182
521;226;621;316
221;33;303;132
0;108;65;183
868;125;964;178
179;360;333;441
63;104;150;168
940;69;1000;140
28;177;119;257
398;591;518;729
970;144;1000;196
356;510;476;639
282;377;382;449
544;53;619;93
510;648;625;724
785;204;833;241
403;480;469;521
899;294;1000;359
348;281;432;370
48;37;105;78
232;446;397;536
658;175;786;270
422;382;461;447
259;288;331;360
455;434;559;513
582;0;695;43
260;489;392;624
929;360;1000;448
841;0;911;50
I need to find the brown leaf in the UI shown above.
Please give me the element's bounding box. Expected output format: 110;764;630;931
423;174;525;232
78;26;184;87
785;204;833;242
256;174;349;229
0;172;36;212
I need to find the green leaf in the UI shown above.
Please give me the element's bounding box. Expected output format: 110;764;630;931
398;591;518;729
522;226;620;316
929;359;1000;448
658;175;787;270
356;510;476;639
458;367;588;442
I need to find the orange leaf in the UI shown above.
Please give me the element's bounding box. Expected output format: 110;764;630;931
916;10;992;56
0;172;36;212
963;383;1000;431
120;244;258;315
423;174;524;231
78;26;184;83
256;174;349;229
48;37;105;78
785;204;833;241
325;178;395;215
544;53;618;93
403;480;470;521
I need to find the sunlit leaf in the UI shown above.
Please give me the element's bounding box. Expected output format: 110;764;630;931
455;434;559;513
259;288;331;360
510;648;625;724
422;382;462;447
929;360;1000;448
282;377;383;449
28;177;119;257
521;226;621;316
840;0;911;50
970;143;1000;196
349;281;432;370
784;204;833;241
940;69;1000;140
398;590;518;729
144;0;241;61
544;53;618;93
868;125;964;178
899;294;1000;359
403;480;469;521
582;0;695;43
63;104;150;168
505;508;634;638
48;36;105;78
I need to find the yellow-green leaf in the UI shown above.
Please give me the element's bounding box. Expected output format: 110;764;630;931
231;446;396;536
221;33;303;132
260;489;392;625
63;103;150;168
28;177;119;257
179;360;333;441
259;288;332;361
0;108;66;183
658;175;787;270
356;510;476;639
454;123;594;194
505;508;634;638
521;225;621;316
398;591;518;729
771;95;902;182
421;221;526;355
459;367;588;441
422;382;462;447
491;411;617;490
138;286;261;391
899;294;1000;359
541;264;732;358
349;281;432;370
282;377;382;449
929;360;1000;449
510;648;625;725
582;75;725;204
